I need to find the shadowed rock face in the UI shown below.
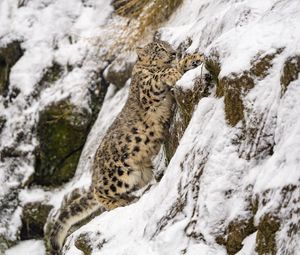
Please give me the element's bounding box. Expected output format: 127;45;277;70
34;101;92;187
33;63;109;187
256;213;280;255
20;202;53;240
281;55;300;93
105;58;134;89
0;116;5;134
0;45;110;251
0;41;23;96
164;73;214;163
0;189;19;252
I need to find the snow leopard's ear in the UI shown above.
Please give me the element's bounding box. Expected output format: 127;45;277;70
136;46;147;60
153;36;160;42
153;31;161;42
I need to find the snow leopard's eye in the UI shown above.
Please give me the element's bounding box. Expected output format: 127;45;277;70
157;49;168;58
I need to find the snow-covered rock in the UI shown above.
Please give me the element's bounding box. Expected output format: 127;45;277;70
0;0;299;254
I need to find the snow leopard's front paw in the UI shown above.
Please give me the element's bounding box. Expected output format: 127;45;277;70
179;53;204;72
162;67;183;86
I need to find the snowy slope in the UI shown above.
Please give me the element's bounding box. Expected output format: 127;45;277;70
1;0;300;254
63;0;300;254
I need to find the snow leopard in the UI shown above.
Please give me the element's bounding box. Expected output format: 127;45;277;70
45;39;204;254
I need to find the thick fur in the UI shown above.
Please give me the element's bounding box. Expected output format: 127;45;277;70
45;40;204;253
45;188;102;254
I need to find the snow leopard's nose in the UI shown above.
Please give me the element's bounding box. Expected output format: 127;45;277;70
192;59;202;67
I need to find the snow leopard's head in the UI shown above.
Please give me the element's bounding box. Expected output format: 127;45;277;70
136;40;177;66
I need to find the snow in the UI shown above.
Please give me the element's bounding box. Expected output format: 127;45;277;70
62;97;228;255
0;0;114;245
62;0;300;254
249;80;300;192
0;206;23;242
19;82;130;219
236;232;257;255
176;64;206;91
19;188;49;205
5;240;45;255
1;0;300;254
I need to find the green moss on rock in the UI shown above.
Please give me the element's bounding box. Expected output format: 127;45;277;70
34;101;92;186
205;50;282;127
250;51;279;79
221;51;279;127
74;233;93;255
32;63;109;187
280;55;300;94
221;72;255;126
0;41;23;96
256;214;280;255
20;202;53;240
216;189;257;255
177;74;214;126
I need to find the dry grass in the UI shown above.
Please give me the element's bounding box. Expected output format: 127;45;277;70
112;0;183;50
112;0;149;18
87;0;183;61
114;0;183;30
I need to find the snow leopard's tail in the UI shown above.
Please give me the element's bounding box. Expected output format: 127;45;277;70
45;188;103;254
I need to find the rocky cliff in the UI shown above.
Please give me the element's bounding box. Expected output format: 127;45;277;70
1;0;299;254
